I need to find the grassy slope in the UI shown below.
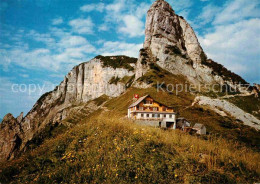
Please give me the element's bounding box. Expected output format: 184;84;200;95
1;111;259;183
0;67;260;183
127;66;260;149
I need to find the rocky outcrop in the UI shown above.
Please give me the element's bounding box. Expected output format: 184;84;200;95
178;17;204;64
193;96;260;130
0;114;23;160
0;56;136;162
135;48;153;80
139;0;249;90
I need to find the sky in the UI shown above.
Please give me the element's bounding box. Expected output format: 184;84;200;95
0;0;259;118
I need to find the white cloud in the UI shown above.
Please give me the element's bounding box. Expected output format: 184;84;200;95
0;49;11;71
19;74;29;78
213;0;260;25
2;48;58;70
199;19;260;83
59;36;88;47
98;24;109;31
26;30;55;47
99;0;150;37
196;4;221;25
80;3;105;12
106;1;124;13
119;15;144;37
69;17;94;34
99;41;143;58
196;0;260;83
0;29;97;72
168;0;193;14
49;27;71;38
78;0;150;37
135;3;150;18
54;44;96;63
52;17;63;25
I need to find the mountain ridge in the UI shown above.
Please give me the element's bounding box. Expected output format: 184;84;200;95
1;84;259;183
0;0;259;164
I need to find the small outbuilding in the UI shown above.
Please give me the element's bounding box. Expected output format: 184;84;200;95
192;123;206;135
176;118;191;130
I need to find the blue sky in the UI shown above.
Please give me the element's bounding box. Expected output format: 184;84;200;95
0;0;259;118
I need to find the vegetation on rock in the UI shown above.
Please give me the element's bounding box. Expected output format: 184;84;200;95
95;55;137;71
203;59;248;84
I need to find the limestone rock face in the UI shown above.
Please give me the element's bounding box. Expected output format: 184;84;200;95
0;114;23;161
0;57;135;162
135;48;152;80
178;17;204;64
144;0;204;64
141;0;248;88
193;96;260;130
144;0;186;56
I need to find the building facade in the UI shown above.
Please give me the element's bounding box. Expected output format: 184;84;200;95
128;95;176;129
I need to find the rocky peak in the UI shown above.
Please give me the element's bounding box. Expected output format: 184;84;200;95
1;113;21;128
0;113;23;160
139;0;248;88
16;112;24;123
144;0;205;64
144;0;186;56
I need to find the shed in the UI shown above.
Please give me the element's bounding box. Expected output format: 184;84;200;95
193;123;206;135
176;118;191;130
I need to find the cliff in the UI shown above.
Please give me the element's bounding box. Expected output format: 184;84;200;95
136;0;248;90
0;56;136;161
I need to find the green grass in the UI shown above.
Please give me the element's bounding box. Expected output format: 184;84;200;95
93;95;110;106
95;55;137;71
109;76;120;85
108;65;260;150
1;111;259;183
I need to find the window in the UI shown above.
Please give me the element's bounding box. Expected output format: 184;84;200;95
163;107;166;111
164;114;166;118
169;114;172;118
145;100;152;104
141;114;144;117
146;114;149;117
153;107;158;111
152;114;155;118
139;107;143;111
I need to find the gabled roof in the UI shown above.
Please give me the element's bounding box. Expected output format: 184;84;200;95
193;123;204;129
128;95;149;108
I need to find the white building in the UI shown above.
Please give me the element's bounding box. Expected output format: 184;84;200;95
128;95;177;129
